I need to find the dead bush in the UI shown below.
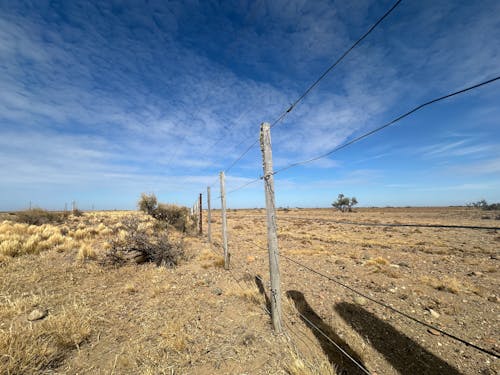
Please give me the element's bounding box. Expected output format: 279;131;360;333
15;209;67;226
105;216;184;267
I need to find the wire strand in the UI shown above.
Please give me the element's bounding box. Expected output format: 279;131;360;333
273;75;500;175
270;0;403;128
280;254;500;358
283;216;500;231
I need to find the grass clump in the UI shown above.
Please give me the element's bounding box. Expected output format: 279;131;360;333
0;306;92;374
421;276;462;294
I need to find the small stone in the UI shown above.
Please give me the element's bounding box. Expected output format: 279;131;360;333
212;287;223;296
487;295;498;303
27;308;48;321
353;296;367;306
429;309;440;318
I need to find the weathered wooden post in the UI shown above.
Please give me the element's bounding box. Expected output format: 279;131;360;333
199;193;203;235
220;172;229;270
207;186;212;244
260;122;282;333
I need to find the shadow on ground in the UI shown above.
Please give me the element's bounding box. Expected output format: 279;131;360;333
255;275;271;312
286;290;368;375
335;302;463;375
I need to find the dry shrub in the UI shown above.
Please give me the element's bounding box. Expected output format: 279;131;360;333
153;204;192;232
15;209;67;226
138;193;194;232
105;216;184;267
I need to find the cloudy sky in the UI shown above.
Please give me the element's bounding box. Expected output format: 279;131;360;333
1;0;499;210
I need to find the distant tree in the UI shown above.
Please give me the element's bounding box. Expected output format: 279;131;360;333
466;199;500;211
332;193;358;212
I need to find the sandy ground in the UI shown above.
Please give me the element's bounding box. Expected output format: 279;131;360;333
209;207;499;375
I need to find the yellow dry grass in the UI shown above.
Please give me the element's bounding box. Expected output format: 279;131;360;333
0;302;92;374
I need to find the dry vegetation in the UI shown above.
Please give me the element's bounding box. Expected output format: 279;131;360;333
0;210;330;374
0;206;498;374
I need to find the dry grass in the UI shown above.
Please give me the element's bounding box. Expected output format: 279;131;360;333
285;346;337;375
228;287;261;305
0;304;92;374
199;249;225;268
420;275;463;294
77;243;97;261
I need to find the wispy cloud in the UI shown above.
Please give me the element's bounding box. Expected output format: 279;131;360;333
0;1;499;209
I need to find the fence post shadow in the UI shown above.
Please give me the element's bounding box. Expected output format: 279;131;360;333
334;302;463;375
255;275;271;313
286;290;368;375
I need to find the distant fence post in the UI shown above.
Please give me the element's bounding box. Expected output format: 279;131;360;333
220;172;230;270
207;186;212;244
260;122;282;333
199;193;203;235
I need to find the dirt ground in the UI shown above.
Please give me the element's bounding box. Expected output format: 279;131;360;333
211;207;499;375
0;207;498;374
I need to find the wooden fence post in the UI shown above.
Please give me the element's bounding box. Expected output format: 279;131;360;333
199;193;203;235
220;172;229;270
260;122;282;333
207;186;212;244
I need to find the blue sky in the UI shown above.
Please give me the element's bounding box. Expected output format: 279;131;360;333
0;0;499;211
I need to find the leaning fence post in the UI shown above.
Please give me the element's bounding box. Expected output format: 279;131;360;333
199;193;203;235
260;122;283;333
207;186;212;244
220;172;230;270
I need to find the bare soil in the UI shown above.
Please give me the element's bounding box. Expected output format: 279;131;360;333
213;207;499;375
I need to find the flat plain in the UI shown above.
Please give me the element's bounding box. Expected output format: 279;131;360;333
0;207;498;374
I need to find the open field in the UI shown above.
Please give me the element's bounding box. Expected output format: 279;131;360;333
0;207;498;374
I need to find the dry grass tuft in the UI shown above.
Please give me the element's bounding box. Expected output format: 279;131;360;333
199;249;225;268
0;306;92;374
285;347;337;375
364;257;389;266
420;276;462;294
228;287;261;305
77;243;97;261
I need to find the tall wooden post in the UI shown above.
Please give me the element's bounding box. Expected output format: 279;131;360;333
220;172;229;270
198;193;203;235
207;186;212;244
260;122;282;333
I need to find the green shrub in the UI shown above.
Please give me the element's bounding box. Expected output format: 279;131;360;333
332;194;358;212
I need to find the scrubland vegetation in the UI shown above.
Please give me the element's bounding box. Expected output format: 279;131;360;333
0;205;498;374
